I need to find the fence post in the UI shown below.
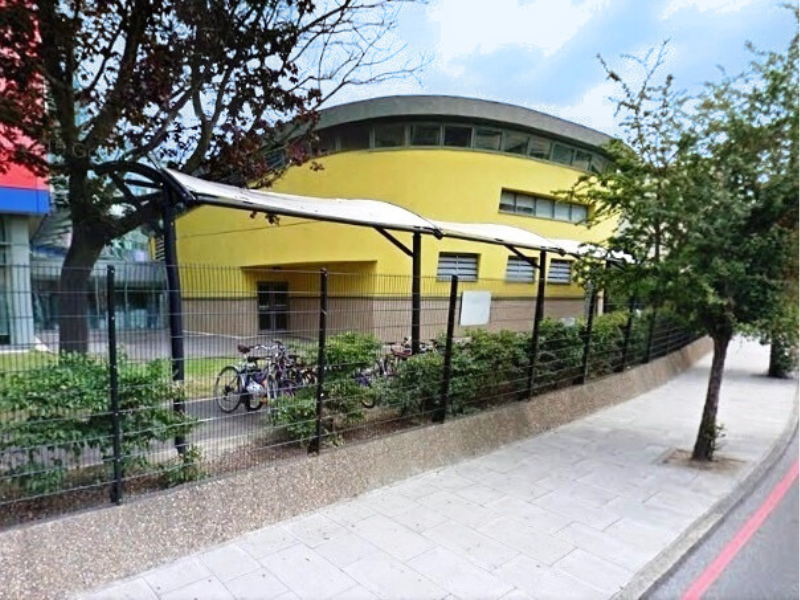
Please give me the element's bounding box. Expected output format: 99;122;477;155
645;307;658;363
525;250;547;399
310;268;328;454
411;231;422;355
435;275;459;423
579;286;598;384
617;295;637;373
106;266;123;504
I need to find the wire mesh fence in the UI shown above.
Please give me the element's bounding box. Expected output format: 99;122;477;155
0;262;699;527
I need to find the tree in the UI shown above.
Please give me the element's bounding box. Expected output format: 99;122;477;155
0;0;422;352
566;24;798;461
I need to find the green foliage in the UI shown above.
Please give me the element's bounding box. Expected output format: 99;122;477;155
0;353;197;497
537;319;583;389
160;446;205;487
563;23;798;460
766;296;799;377
587;312;627;377
325;332;382;375
384;351;444;417
325;332;381;426
272;388;320;444
272;333;381;446
461;330;530;400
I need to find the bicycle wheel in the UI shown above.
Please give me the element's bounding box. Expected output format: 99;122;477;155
214;366;244;413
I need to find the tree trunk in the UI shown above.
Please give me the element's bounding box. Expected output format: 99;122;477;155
57;226;105;354
692;334;731;461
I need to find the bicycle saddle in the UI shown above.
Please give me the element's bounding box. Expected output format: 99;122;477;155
237;344;251;354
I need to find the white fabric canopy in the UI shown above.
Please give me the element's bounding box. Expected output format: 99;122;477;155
164;169;440;234
163;169;585;255
433;221;565;253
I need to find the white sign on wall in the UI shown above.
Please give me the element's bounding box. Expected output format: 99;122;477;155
460;291;491;326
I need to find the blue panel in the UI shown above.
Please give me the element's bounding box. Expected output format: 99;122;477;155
0;186;51;215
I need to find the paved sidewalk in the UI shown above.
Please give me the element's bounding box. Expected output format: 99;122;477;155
83;340;796;600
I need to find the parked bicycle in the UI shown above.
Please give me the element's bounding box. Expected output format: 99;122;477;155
214;342;313;414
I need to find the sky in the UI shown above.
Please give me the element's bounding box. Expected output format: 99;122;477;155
327;0;797;137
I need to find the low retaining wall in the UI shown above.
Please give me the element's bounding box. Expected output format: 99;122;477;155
0;337;712;600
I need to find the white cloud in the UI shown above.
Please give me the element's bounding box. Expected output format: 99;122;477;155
661;0;758;19
427;0;610;75
539;81;620;136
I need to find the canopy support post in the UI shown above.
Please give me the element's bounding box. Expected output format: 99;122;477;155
162;186;186;457
525;250;547;399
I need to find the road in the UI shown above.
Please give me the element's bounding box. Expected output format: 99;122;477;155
651;427;799;600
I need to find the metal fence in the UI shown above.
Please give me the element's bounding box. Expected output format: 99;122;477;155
0;262;698;528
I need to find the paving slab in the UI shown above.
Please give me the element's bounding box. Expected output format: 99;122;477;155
82;340;796;600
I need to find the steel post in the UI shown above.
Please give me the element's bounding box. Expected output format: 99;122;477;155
310;269;328;454
525;250;547;399
436;275;459;423
411;231;422;355
579;287;598;384
106;266;123;504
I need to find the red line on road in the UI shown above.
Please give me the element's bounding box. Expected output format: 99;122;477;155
681;459;799;600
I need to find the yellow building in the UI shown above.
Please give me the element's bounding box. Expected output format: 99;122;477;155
174;95;615;339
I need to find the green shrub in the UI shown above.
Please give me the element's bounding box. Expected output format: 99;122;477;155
536;319;583;391
587;312;627;378
460;330;529;401
272;333;380;446
0;353;197;497
272;388;320;444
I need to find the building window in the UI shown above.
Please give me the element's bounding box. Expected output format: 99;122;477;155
437;253;479;281
551;144;575;165
315;130;338;155
374;123;405;148
315;121;607;173
570;204;588;223
573;150;592;171
410;124;440;146
474;127;502;151
503;131;529;155
339;124;370;150
548;259;572;284
506;256;536;283
443;125;471;147
499;190;589;224
528;137;551;159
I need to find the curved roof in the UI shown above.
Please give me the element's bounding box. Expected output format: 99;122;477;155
317;95;613;150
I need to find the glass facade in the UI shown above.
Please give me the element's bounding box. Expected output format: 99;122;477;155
314;120;608;173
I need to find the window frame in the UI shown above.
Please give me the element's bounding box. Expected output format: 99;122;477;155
436;252;480;282
409;122;442;147
547;258;573;285
498;189;590;224
505;255;537;283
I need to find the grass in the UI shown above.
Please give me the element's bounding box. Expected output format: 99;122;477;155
0;351;57;374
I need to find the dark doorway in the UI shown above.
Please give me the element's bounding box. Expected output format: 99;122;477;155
257;282;288;332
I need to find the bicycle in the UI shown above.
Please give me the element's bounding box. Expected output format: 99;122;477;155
213;343;280;414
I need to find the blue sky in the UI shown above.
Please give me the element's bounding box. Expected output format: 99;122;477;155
328;0;797;136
